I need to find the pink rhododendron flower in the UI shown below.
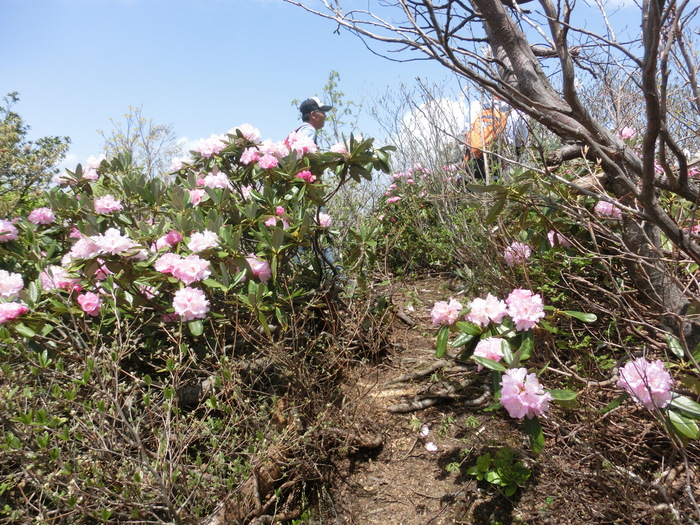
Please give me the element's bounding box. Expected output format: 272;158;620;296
92;259;113;281
154;230;183;251
241;147;262;165
77;292;102;316
0;302;29;324
285;131;318;156
28;207;56;225
187;230;219;253
188;189;207;206
506;289;545;331
172;254;211;285
67;236;102;261
296;170;316;183
155;253;183;274
229;123;261;143
617;357;673;410
172;287;210;321
93;228;137;256
317;211;332;227
194;134;226;157
467;293;508;327
0;219;19;242
258;154;279;170
594;200;622;220
547;230;571;248
259;139;290;158
202;172;231;189
94;195;123;214
430;298;463;326
424;442;439;452
246;254;272;284
330;142;348;154
276;206;285;216
82;155;102;181
40;266;81;292
500;368;552;419
0;270;23;299
241;185;252;200
504;241;531;266
170;155;191;171
618;126;637;140
68;227;83;239
264;217;289;229
473;337;505;371
387;196;402;204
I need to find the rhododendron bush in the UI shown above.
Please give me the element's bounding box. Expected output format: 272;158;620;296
0;125;393;521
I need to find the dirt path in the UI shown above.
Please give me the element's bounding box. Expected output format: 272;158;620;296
325;278;490;525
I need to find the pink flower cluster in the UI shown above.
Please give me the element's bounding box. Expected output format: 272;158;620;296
594;201;622;220
172;287;210;321
187;230;219;253
547;230;571;248
466;289;544;332
194;134;227;158
94;195;123;214
28;207;56;225
296;170;316;183
77;292;102;316
617;357;673;410
467;293;507;327
0;302;29;324
201;172;231;189
504;241;532;266
0;219;19;242
229;123;261;144
0;270;23;299
316;211;332;228
154;230;183;251
618;126;637;140
40;266;81;292
506;289;545;331
155;253;211;285
285;131;318;156
473;337;505;370
246;254;272;284
500;368;552;419
430;298;463;326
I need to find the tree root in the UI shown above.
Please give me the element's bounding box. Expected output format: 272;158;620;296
388;381;490;413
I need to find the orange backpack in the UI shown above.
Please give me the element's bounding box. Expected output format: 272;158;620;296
464;107;508;161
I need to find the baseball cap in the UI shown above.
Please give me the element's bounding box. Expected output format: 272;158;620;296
299;97;333;116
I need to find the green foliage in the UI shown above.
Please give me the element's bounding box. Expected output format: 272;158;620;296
466;448;532;497
0;124;394;521
0;92;70;215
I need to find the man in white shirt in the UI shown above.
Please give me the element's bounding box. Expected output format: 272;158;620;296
293;97;333;145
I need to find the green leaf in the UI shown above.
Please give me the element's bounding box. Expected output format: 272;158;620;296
668;409;700;439
485;196;507;224
451;332;474;348
547;389;578;401
472;355;507;371
523;416;545;455
188;320;204;337
561;310;597;323
598;392;629;414
670;395;700;419
14;323;36;338
435;326;449;358
666;334;685;359
454;320;483;336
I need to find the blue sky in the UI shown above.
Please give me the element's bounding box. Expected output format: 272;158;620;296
1;0;452;168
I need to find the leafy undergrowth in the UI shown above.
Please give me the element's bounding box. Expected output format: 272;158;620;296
313;276;700;525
